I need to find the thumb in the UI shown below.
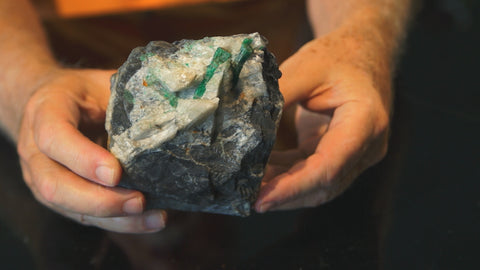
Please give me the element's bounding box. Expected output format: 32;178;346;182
75;69;116;108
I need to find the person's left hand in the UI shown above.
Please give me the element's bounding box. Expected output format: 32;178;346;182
255;35;391;212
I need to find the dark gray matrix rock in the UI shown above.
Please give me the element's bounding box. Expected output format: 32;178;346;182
105;33;283;216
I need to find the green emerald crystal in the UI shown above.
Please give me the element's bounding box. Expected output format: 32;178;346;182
123;90;134;104
161;88;178;107
194;47;232;99
232;38;253;86
145;73;178;108
139;52;155;61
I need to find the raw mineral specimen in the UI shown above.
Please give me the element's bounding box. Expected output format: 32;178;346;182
105;33;283;216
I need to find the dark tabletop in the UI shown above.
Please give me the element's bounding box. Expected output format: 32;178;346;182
1;1;479;269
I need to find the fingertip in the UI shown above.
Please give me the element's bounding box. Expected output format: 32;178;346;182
144;210;167;232
278;54;320;109
255;181;279;213
95;157;122;186
122;196;145;215
255;158;318;213
95;165;116;186
255;201;273;213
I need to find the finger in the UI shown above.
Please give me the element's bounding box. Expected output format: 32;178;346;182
78;69;116;108
263;148;307;182
256;103;374;212
20;152;164;233
278;43;329;108
23;151;144;217
63;210;167;234
263;164;286;183
263;109;330;183
256;154;325;212
33;97;121;187
267;159;367;211
266;187;329;211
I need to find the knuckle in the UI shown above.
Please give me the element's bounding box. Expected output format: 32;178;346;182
17;118;35;162
377;142;389;161
19;153;46;190
373;112;390;163
17;142;30;162
368;135;389;166
31;191;50;209
23;91;58;156
37;177;58;205
376;110;390;134
23;94;39;118
18;160;33;187
35;122;56;155
362;93;391;134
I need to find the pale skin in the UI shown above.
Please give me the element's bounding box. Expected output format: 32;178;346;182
0;0;412;233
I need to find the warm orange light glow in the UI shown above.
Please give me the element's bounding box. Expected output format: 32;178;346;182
54;0;239;18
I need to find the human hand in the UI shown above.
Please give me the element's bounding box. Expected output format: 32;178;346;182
255;35;391;212
17;69;166;233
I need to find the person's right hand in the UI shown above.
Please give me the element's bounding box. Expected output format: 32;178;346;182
17;68;166;233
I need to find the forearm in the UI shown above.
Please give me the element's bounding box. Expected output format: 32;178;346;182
306;0;413;105
0;0;58;141
308;0;412;54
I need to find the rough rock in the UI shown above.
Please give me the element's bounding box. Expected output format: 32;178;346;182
105;33;283;216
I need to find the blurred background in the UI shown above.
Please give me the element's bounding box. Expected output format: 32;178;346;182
1;0;479;269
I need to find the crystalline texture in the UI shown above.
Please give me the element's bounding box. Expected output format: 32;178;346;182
194;47;232;99
105;33;283;216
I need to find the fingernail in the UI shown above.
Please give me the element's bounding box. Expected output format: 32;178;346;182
123;197;143;214
96;165;115;186
144;212;165;231
257;202;273;213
